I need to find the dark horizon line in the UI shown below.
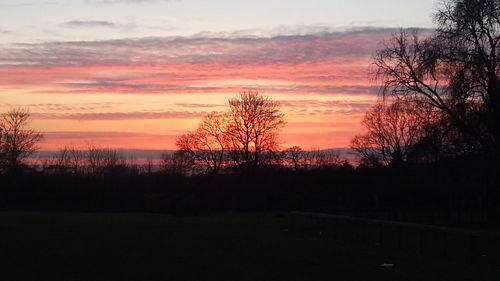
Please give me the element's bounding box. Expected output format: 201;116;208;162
32;148;357;159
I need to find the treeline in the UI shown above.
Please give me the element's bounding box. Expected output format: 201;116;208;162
0;152;498;224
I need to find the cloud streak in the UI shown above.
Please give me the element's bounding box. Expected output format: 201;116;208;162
0;27;397;98
0;102;117;111
40;131;179;150
0;26;409;149
33;110;204;120
63;20;118;28
0;27;394;67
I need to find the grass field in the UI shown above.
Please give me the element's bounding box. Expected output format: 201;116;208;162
1;212;499;281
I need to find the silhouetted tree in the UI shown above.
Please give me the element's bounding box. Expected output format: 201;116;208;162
351;100;436;166
226;90;285;167
44;147;72;174
176;113;228;174
67;147;86;174
44;146;87;174
375;0;500;158
0;108;43;173
86;144;125;176
303;149;343;168
284;146;305;171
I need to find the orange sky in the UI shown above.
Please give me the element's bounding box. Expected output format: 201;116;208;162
0;28;394;150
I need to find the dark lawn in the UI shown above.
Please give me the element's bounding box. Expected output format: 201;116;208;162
0;212;499;281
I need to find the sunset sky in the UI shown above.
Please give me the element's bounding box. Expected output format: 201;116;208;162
0;0;437;150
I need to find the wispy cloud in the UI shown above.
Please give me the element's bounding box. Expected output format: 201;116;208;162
175;103;225;109
44;131;165;140
61;20;138;31
33;110;204;120
0;102;117;111
279;99;373;113
1;26;391;150
40;131;179;150
0;27;397;97
0;27;397;67
63;20;118;28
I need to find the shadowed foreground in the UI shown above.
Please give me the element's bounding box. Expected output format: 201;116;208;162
1;212;499;281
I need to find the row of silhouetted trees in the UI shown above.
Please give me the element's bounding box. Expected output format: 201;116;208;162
0;0;498;219
0;91;345;176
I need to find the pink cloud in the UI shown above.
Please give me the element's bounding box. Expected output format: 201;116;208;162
41;131;178;150
0;27;407;149
0;28;392;97
32;110;204;120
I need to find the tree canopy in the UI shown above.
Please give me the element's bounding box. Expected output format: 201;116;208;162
356;0;500;165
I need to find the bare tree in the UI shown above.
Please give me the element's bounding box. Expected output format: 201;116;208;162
45;146;86;174
226;90;285;167
67;147;86;174
283;146;305;171
303;149;343;168
0;108;43;173
174;90;285;172
86;144;124;175
176;113;228;174
350;100;435;166
375;0;500;156
43;147;72;174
